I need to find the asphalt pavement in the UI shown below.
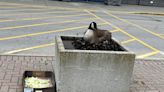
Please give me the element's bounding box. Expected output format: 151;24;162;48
0;1;163;59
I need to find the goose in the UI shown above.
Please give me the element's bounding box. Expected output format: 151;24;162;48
83;22;112;44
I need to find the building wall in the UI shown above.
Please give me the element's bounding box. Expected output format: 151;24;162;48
127;0;139;5
122;0;164;7
0;0;164;6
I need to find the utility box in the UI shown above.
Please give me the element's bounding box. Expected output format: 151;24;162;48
54;35;135;92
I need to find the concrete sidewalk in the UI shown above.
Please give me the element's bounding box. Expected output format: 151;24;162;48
0;55;164;92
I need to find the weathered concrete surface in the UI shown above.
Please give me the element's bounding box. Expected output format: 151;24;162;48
54;35;135;92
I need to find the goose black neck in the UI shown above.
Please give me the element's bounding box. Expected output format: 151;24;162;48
88;22;97;30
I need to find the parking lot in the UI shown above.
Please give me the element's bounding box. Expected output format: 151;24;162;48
0;1;164;59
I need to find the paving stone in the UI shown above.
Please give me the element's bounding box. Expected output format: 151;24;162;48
18;56;24;61
10;85;22;89
0;73;5;80
11;77;19;83
0;85;9;92
8;88;16;92
145;90;159;92
7;64;14;70
24;56;31;61
16;88;22;92
6;56;13;62
41;57;48;61
47;57;53;61
0;56;7;61
35;56;42;61
40;60;46;64
4;74;12;81
1;79;10;83
12;56;19;61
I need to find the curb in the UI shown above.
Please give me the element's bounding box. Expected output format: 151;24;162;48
136;57;164;61
0;54;163;61
131;12;164;16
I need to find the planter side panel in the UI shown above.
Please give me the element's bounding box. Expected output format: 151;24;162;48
54;38;62;91
57;51;135;92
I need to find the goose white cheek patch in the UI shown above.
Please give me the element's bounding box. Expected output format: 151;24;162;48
84;29;94;40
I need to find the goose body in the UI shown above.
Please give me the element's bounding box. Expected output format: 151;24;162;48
84;22;111;44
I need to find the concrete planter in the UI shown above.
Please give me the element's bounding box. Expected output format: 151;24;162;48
54;35;135;92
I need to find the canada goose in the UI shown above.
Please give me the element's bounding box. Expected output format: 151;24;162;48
84;22;112;44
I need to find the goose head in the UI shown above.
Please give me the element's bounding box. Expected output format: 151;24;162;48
83;22;97;43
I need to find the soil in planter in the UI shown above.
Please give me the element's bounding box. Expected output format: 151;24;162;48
72;38;125;51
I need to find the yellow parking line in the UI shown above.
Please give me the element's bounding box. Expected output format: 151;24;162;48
105;11;164;16
131;12;164;16
137;51;160;59
0;2;96;12
0;23;107;41
0;2;79;11
0;13;89;22
3;43;55;54
0;10;82;16
0;6;27;8
85;10;159;52
109;29;119;33
0;4;42;8
1;23;107;54
84;10;101;19
0;6;80;12
53;6;97;12
0;8;49;12
0;3;80;12
161;34;164;35
121;39;135;44
106;12;164;39
0;2;47;8
0;17;95;31
0;5;46;9
0;7;19;9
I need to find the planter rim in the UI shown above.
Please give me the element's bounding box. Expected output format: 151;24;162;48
56;35;135;55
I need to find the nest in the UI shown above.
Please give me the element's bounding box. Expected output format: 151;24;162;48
72;38;123;51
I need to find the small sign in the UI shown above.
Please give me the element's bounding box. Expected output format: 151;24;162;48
24;88;33;92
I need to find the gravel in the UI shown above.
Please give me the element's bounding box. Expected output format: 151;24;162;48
72;38;125;51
